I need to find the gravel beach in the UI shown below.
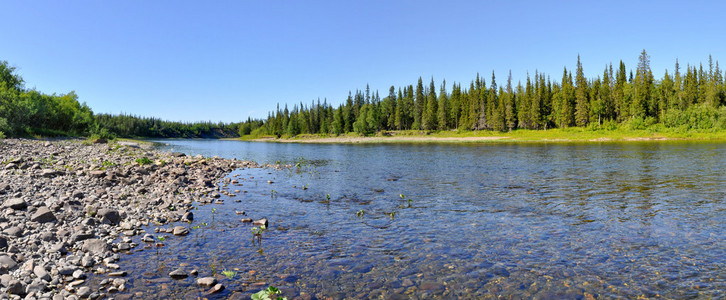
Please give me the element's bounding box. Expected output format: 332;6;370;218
0;139;260;299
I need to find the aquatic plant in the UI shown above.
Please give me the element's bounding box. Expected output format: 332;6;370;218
357;209;365;218
155;236;166;255
251;286;287;300
221;269;236;279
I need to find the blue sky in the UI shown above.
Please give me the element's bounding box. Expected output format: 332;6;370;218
1;1;725;123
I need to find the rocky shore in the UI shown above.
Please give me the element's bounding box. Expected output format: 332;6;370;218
0;139;261;299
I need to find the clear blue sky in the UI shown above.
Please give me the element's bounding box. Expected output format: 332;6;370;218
2;1;725;123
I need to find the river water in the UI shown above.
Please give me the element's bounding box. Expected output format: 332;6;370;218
110;140;726;299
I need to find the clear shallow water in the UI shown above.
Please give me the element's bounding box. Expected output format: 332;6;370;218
109;140;726;299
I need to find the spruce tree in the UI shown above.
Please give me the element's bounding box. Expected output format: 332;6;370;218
575;55;590;126
437;80;448;130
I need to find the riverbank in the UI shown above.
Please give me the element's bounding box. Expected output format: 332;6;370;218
0;139;266;298
247;127;726;144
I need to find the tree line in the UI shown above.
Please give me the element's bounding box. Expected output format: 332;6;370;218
247;50;726;137
0;60;241;139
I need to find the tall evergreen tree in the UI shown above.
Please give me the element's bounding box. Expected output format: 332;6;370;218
574;55;590;126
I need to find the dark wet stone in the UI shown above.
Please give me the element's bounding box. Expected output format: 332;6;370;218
181;211;193;222
419;281;445;293
0;236;7;250
7;279;24;294
206;283;225;294
169;268;188;279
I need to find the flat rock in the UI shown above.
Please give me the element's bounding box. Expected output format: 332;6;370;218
89;170;106;178
41;169;57;177
81;239;109;255
4;198;28;210
197;277;217;287
206;283;225;294
173;226;189;236
31;206;56;223
108;271;127;277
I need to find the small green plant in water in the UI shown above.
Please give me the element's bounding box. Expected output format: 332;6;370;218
356;209;365;218
326;194;331;201
221;269;236;279
251;286;287;300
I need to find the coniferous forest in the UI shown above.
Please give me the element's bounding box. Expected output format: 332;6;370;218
4;51;726;139
245;51;726;137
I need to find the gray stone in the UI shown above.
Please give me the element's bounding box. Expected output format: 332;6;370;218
172;226;189;236
197;277;217;287
70;232;94;243
97;208;121;225
181;211;193;222
41;169;57;177
72;270;86;279
169;268;188;279
206;283;225;294
31;206;56;223
4;226;22;237
108;271;126;277
116;243;132;251
0;236;7;250
50;242;67;254
76;286;92;298
0;255;18;270
141;234;154;243
252;218;268;227
89;170;106;178
4;198;28;210
34;265;51;281
81;239;108;255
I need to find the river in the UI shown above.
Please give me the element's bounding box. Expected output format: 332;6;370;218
109;140;726;299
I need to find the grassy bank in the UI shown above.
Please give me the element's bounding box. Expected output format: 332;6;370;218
241;126;726;144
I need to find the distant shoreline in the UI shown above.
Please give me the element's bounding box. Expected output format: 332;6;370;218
243;129;726;144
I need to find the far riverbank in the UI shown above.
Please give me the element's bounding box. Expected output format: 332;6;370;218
243;127;726;144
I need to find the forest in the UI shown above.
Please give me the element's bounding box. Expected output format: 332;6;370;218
0;60;240;139
247;51;726;137
4;51;726;140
